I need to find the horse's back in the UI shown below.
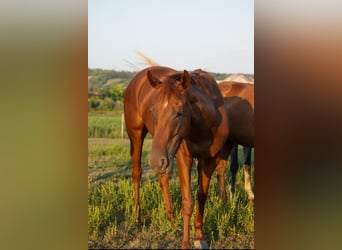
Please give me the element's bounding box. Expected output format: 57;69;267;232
218;81;254;108
218;81;254;146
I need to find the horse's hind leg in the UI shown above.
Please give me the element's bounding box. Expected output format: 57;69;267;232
243;146;254;201
229;143;239;200
128;127;147;222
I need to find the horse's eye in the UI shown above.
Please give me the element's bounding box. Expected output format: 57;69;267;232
176;111;183;118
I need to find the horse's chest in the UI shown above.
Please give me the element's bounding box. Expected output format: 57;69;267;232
186;139;212;158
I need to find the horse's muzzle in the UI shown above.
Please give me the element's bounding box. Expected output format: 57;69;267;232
149;154;171;175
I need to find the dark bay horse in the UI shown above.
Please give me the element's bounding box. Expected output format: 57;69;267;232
215;81;254;202
124;66;229;249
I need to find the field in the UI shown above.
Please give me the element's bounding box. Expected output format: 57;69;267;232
88;112;254;249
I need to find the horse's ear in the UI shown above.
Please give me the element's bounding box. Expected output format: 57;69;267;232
179;70;191;92
147;70;161;88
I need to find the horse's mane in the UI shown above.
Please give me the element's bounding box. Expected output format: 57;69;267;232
190;70;224;106
167;70;216;92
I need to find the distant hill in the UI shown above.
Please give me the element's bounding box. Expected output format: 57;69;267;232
218;73;254;84
88;68;253;92
88;68;136;92
88;68;253;111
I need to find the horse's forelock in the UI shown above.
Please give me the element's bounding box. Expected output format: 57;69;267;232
156;74;185;99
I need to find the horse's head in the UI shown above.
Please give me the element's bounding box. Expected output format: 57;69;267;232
147;70;191;174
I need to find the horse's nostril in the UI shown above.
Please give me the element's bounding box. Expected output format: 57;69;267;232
160;157;167;168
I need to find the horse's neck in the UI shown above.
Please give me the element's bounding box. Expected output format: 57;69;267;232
190;92;218;128
186;87;229;158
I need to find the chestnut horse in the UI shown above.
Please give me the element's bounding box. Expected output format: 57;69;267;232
215;81;254;202
124;66;229;249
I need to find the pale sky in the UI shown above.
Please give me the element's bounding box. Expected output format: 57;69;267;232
88;0;254;73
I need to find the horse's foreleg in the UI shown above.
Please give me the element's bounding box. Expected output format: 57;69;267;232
194;158;217;248
176;145;193;249
131;149;142;222
129;130;146;223
216;159;228;204
243;146;254;201
158;173;174;221
215;142;232;204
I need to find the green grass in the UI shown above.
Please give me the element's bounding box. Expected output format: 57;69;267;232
88;112;152;139
88;112;125;138
88;113;254;249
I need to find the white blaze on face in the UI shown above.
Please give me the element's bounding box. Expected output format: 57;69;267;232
162;100;168;109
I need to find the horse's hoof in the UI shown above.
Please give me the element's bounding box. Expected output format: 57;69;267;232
248;193;254;202
181;241;191;249
169;215;176;223
166;212;176;222
194;240;209;249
